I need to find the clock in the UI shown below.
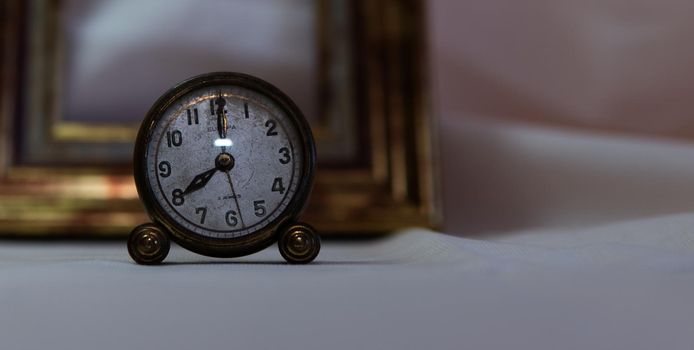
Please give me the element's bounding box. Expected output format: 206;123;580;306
127;72;320;265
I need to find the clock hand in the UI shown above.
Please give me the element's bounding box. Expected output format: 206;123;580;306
215;93;227;139
224;171;246;228
182;168;217;195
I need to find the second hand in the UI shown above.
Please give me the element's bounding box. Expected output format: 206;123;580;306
225;171;245;228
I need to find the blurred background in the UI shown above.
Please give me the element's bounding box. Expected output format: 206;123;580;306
429;0;694;235
4;0;694;237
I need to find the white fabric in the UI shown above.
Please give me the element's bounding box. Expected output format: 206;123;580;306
439;117;694;235
429;1;694;235
3;214;694;350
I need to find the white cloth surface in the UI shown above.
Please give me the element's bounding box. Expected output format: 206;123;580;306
429;1;694;235
439;117;694;235
3;214;694;350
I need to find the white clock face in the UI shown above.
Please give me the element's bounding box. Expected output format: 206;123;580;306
145;85;304;239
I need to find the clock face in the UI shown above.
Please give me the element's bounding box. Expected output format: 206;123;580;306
142;84;306;239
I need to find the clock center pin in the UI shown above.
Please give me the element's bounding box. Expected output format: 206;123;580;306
215;152;235;171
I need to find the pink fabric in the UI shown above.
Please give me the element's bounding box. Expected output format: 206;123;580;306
429;0;694;138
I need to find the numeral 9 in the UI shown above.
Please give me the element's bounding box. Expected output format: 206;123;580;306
158;161;171;177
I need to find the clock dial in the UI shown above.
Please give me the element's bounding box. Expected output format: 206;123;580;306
144;86;304;239
130;72;319;264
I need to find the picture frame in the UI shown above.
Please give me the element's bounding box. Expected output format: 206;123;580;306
0;0;440;237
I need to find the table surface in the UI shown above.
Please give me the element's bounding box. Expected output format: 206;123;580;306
3;215;694;350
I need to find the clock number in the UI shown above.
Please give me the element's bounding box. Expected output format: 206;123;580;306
187;108;199;125
172;189;184;206
272;177;285;194
209;100;215;115
167;130;183;147
195;207;207;224
158;161;171;177
225;210;238;227
253;200;266;217
265;120;278;136
244;102;249;119
278;147;291;164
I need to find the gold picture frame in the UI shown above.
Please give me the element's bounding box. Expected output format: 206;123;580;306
0;0;440;237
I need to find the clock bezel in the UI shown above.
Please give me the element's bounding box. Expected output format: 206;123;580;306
133;72;316;258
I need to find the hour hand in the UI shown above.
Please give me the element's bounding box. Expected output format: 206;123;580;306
183;168;217;195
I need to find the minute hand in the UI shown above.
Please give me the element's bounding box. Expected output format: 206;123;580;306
182;168;217;195
215;95;227;139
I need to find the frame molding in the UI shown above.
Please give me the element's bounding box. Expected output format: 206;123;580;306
0;0;440;237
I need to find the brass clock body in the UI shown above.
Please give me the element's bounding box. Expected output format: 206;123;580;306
128;72;319;264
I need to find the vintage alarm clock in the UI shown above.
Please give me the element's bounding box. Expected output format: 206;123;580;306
127;72;320;264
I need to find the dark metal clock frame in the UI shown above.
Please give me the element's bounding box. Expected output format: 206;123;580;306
128;72;319;264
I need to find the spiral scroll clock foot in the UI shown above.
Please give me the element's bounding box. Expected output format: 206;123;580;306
128;72;319;264
278;222;321;264
128;223;171;265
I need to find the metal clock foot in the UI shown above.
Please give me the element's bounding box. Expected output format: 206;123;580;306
278;222;321;264
128;223;171;265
